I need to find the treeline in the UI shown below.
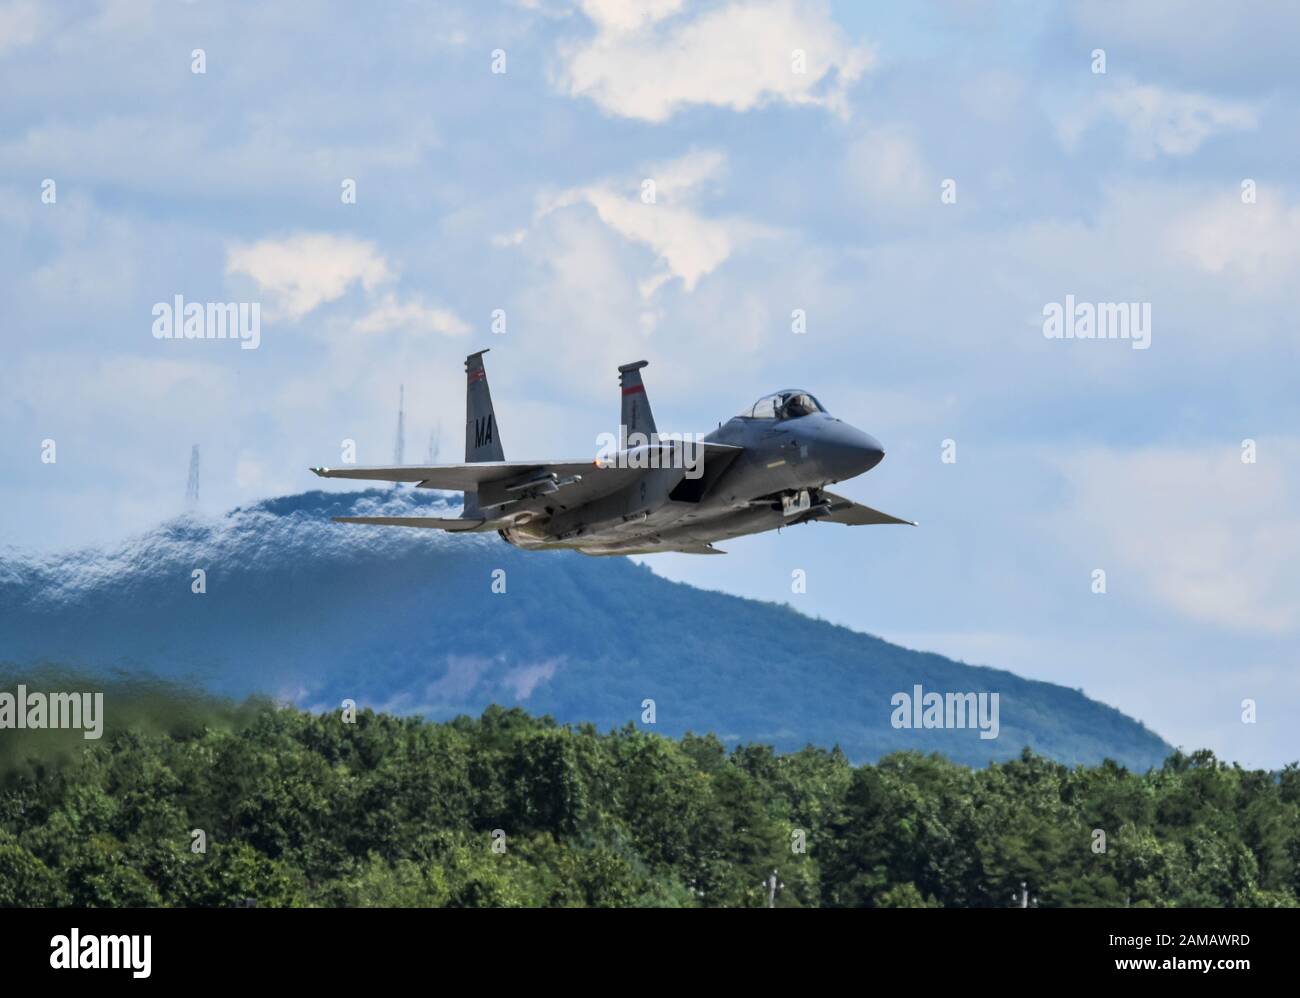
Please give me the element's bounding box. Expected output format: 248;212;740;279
1;702;1297;907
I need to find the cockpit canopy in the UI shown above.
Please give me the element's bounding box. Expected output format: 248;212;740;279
738;390;827;420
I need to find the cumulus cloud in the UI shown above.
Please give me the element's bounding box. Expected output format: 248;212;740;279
536;150;770;295
1056;78;1258;159
226;234;393;321
556;0;874;122
354;293;471;337
224;233;470;340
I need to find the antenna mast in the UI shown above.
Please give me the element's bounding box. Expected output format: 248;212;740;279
393;384;406;466
185;444;200;508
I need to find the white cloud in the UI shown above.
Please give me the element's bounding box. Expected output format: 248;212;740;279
556;0;874;122
1166;189;1300;285
354;293;471;337
225;234;392;321
513;208;662;381
578;0;683;33
223;233;471;357
1048;441;1300;634
537;150;770;294
1057;79;1258;159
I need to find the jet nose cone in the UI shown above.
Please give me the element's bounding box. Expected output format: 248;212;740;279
822;425;884;480
860;432;885;472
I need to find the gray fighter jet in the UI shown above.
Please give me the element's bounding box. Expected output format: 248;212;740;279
311;351;914;555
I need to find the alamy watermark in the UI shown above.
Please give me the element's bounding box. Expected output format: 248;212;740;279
50;930;150;978
152;295;261;350
595;427;706;479
0;685;103;739
890;683;1000;740
1042;295;1150;350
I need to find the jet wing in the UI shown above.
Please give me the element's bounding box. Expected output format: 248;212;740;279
312;443;743;513
314;460;660;512
819;490;917;526
311;460;618;490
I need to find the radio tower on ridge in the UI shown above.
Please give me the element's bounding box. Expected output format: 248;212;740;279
393;384;406;467
185;444;200;508
426;420;441;464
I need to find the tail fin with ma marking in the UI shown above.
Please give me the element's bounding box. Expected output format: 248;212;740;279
465;350;504;463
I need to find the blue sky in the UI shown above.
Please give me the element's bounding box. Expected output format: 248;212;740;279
2;0;1297;766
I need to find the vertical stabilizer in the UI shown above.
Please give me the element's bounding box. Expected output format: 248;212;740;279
465;351;505;463
618;360;657;440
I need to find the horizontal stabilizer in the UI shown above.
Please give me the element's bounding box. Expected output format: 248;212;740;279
331;516;502;532
819;491;917;526
579;540;726;556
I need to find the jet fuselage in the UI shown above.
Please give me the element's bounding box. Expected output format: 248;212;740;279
499;400;885;555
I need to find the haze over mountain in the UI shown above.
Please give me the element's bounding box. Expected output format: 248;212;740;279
0;490;1172;769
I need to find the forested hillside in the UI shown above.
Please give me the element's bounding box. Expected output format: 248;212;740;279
1;696;1294;908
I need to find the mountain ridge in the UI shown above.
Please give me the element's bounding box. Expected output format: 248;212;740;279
0;488;1173;769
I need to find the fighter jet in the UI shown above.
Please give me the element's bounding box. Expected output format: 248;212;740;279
310;351;914;555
